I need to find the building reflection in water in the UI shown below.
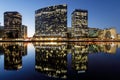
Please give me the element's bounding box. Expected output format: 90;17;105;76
34;42;68;78
0;42;119;79
0;43;4;56
70;43;88;74
21;43;27;56
1;42;27;70
33;42;119;79
104;42;117;54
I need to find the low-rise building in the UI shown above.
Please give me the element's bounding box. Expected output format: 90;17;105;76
98;28;117;39
117;34;120;39
88;28;100;38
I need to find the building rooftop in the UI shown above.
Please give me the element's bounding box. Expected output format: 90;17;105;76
72;9;88;14
35;4;67;14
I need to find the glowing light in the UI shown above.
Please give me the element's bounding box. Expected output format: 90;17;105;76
111;35;115;39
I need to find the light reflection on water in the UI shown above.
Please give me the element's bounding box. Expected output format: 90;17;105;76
0;42;120;80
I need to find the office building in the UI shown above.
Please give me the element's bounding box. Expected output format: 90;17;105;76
21;25;27;39
98;28;117;39
118;34;120;39
4;11;22;39
105;28;117;39
72;9;88;38
0;26;4;39
88;28;100;38
35;4;67;38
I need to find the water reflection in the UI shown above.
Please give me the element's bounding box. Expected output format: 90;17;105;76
33;42;119;79
0;42;120;79
0;42;27;70
34;42;68;78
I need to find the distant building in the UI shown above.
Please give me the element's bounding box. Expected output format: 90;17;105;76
117;34;120;39
88;28;100;38
4;11;22;39
35;4;67;38
0;26;4;39
72;9;88;38
21;25;27;39
98;28;117;39
105;28;117;39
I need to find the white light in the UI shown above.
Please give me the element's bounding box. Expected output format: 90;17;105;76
111;35;115;39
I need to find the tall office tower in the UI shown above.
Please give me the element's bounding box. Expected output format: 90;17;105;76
21;25;27;39
72;9;88;38
4;11;22;39
35;4;67;38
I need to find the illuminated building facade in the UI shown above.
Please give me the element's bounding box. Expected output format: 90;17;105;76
4;12;22;39
70;28;100;38
88;28;100;38
98;28;117;39
118;34;120;39
105;28;117;39
35;4;67;38
72;9;88;38
21;25;27;39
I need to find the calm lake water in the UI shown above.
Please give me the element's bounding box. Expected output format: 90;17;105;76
0;42;120;80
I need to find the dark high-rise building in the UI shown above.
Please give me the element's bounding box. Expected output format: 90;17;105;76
21;25;27;39
0;26;4;39
35;4;67;38
72;9;88;38
4;11;22;39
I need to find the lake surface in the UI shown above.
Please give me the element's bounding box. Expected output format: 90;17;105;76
0;42;120;80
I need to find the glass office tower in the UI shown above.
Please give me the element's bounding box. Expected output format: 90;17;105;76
35;4;67;38
4;11;22;39
72;9;88;38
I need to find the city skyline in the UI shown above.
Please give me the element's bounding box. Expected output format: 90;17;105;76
0;0;120;37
